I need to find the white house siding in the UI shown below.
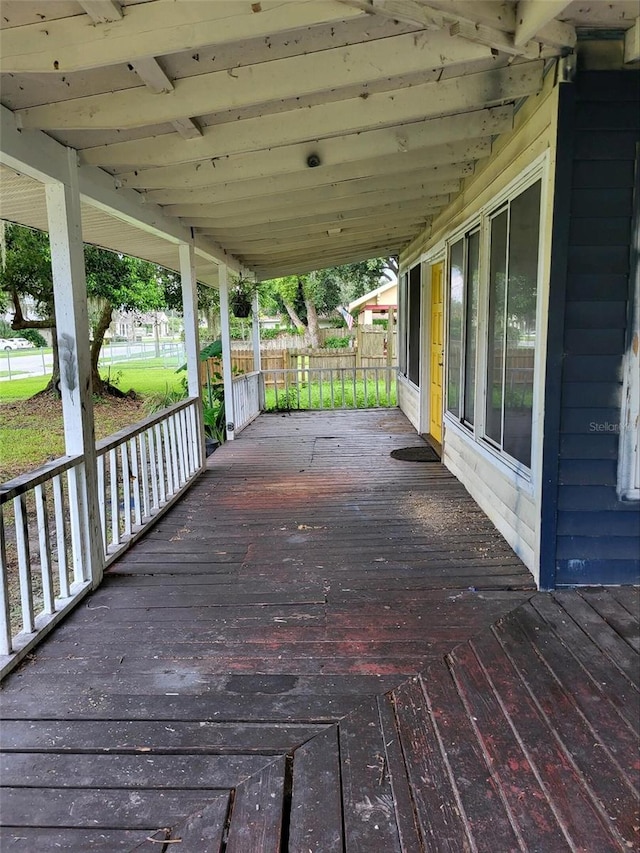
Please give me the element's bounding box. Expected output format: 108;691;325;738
397;377;420;432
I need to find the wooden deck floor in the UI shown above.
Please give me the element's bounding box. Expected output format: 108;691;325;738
1;411;637;851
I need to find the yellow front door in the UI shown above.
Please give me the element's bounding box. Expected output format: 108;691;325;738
429;262;444;444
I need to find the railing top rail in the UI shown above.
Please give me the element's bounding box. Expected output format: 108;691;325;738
96;396;199;456
0;453;84;504
232;371;260;383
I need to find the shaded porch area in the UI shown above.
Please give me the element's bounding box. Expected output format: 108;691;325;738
0;410;637;851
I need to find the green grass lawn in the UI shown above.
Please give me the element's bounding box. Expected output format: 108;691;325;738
264;377;397;411
0;361;185;480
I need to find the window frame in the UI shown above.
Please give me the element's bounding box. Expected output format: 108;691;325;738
443;156;548;483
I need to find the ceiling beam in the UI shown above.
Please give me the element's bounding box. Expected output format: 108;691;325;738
123;138;488;192
15;30;492;131
165;187;455;226
343;0;443;29
0;1;365;74
148;162;474;207
78;0;122;24
116;107;511;191
624;18;640;65
215;225;418;254
129;58;203;143
199;211;428;240
253;246;408;278
185;196;444;232
514;1;572;47
130;56;173;94
81;62;542;168
0;103;241;273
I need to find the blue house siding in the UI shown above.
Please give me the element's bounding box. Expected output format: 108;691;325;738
541;70;640;588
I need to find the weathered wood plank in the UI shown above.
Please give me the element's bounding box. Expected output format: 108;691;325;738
530;593;640;734
424;658;531;850
289;725;344;852
225;757;286;853
391;677;470;850
0;753;275;789
494;615;640;847
469;629;624;852
0;787;230;829
0;828;149;852
0;720;328;753
552;590;639;687
510;603;640;782
339;697;402;852
376;693;423;853
578;588;640;653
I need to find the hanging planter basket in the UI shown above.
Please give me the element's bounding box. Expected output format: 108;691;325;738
229;280;254;318
230;294;252;318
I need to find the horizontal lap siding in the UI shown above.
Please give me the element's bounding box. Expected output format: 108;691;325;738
444;429;536;571
397;379;420;431
554;71;640;586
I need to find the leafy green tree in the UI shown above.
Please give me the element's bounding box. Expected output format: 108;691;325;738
261;256;397;345
0;222;172;396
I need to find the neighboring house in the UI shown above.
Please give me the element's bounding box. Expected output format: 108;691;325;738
348;280;398;326
110;310;169;341
396;66;640;590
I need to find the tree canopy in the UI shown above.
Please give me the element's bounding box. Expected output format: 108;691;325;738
0;222;174;396
261;257;397;346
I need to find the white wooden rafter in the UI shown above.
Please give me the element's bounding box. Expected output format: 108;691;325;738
624;17;640;65
0;104;243;274
79;0;122;24
0;1;365;74
80;62;542;169
114;106;512;194
123;139;487;192
15;30;493;131
129;58;203;142
148;162;474;207
514;1;572;47
341;0;575;55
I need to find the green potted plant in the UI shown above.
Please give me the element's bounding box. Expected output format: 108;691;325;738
229;277;255;318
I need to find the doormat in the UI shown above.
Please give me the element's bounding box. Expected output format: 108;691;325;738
390;445;440;462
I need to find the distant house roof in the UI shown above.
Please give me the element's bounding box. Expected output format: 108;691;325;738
348;280;397;313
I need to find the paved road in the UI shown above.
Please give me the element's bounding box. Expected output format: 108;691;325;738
0;342;185;382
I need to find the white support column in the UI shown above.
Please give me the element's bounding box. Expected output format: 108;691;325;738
218;264;236;441
179;242;205;466
251;288;265;411
45;147;104;589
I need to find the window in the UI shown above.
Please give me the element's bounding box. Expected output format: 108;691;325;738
446;229;480;425
400;265;421;386
445;175;542;472
407;264;421;386
485;181;541;468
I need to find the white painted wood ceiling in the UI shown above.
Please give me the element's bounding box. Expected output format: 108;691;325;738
0;1;637;281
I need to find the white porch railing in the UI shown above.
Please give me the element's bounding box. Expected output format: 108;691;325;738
232;371;262;433
262;366;397;411
0;397;203;676
96;397;202;566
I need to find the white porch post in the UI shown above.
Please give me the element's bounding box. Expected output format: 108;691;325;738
45;147;104;589
178;242;205;465
251;287;264;410
218;264;236;441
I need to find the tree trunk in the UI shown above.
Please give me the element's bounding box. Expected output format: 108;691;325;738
282;300;306;334
90;299;126;397
304;296;320;349
10;287;60;395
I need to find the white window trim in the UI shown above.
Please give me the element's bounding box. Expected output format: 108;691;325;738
618;185;640;501
443;153;550;490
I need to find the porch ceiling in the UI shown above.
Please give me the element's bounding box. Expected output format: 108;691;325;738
0;1;637;281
